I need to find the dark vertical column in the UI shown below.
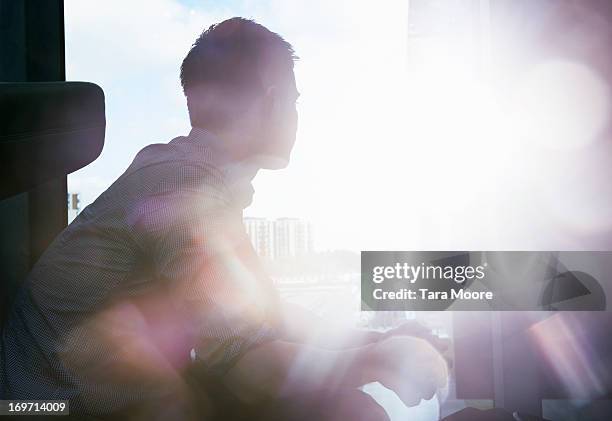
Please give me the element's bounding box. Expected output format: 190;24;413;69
0;0;65;320
453;311;495;399
496;312;543;416
0;0;31;322
23;0;67;266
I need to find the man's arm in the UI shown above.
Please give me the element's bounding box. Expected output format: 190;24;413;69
279;301;450;353
225;335;448;407
132;179;283;372
279;301;383;349
135;182;447;407
224;340;377;402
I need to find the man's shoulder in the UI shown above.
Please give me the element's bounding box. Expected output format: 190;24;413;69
124;137;227;194
119;139;233;236
129;137;186;171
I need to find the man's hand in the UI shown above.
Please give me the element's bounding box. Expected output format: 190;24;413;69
368;336;449;407
381;320;450;353
380;320;453;369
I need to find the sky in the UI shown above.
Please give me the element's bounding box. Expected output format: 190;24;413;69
65;0;410;251
65;0;612;252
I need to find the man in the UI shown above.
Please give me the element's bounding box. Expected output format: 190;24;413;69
1;18;447;420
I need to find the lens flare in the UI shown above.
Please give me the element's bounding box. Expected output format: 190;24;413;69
512;60;610;151
529;313;608;399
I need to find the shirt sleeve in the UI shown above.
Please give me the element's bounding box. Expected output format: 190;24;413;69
132;179;281;376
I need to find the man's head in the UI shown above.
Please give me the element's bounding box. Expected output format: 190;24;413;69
181;18;299;169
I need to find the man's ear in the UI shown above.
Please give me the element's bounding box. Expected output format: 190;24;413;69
262;85;278;119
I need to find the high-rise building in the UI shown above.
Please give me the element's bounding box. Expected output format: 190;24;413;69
243;217;275;258
274;217;313;259
243;217;313;259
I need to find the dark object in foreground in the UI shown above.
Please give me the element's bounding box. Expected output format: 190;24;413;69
0;81;105;200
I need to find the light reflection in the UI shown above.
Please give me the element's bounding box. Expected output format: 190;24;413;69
511;60;609;151
529;313;607;399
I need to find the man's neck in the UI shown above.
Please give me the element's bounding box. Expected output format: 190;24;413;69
197;125;254;161
190;125;261;180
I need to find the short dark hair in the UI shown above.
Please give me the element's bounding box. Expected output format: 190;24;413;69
181;18;296;128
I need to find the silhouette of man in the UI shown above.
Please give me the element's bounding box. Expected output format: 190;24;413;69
1;18;447;420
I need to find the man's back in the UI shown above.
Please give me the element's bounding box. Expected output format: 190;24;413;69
0;130;277;415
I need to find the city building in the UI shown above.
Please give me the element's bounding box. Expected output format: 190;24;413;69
243;217;276;258
274;217;313;259
243;217;313;259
